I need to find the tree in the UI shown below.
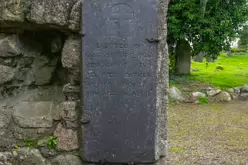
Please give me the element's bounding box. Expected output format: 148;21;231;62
168;0;248;74
238;25;248;51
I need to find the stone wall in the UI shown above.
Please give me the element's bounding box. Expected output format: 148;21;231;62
0;0;82;164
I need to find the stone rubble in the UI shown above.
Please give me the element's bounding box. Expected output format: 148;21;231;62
169;85;248;103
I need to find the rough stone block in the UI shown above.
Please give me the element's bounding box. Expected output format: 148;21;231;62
62;36;80;69
0;114;10;128
28;0;78;26
12;126;52;140
60;101;77;121
68;0;81;31
0;129;16;148
0;148;51;165
0;35;22;57
13;102;55;128
54;123;79;151
34;67;56;85
52;155;82;165
63;83;80;100
0;65;15;85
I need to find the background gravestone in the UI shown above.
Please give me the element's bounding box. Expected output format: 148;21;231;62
81;0;169;164
175;39;191;75
194;52;205;62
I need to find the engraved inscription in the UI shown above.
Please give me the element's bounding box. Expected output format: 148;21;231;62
109;3;134;37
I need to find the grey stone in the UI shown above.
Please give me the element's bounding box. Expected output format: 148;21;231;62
0;148;51;165
60;101;77;121
32;56;50;68
60;101;78;128
63;83;80;100
0;129;16;148
13;102;54;128
18;86;64;102
0;35;22;57
52;155;82;165
0;65;15;85
192;92;206;99
226;88;240;100
28;0;78;26
68;69;81;85
240;93;248;98
61;36;80;69
34;66;56;85
215;91;232;102
63;120;78;129
227;88;234;93
68;0;82;31
0;114;10;128
234;87;241;95
0;0;25;22
240;86;248;93
54;123;79;151
37;139;48;147
82;0;168;162
169;87;185;101
40;147;58;157
0;0;81;31
0;58;15;66
18;57;34;68
206;88;221;96
51;36;63;53
12;125;52;140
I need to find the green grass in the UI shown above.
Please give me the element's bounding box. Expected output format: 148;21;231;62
190;53;248;89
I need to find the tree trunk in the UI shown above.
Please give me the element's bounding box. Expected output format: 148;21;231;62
175;39;191;75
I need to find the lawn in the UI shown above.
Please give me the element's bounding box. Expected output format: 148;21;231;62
189;53;248;89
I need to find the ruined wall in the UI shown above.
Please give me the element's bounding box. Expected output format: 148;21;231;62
0;0;82;164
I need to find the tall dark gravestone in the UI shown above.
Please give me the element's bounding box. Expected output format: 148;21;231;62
81;0;169;164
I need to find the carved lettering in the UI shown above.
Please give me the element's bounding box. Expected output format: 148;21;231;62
85;81;112;88
103;91;116;96
122;90;152;97
124;72;152;78
86;72;116;78
86;62;113;68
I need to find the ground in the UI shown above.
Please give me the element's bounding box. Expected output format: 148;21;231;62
169;99;248;165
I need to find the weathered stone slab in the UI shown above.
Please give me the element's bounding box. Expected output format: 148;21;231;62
12;102;55;128
82;0;168;163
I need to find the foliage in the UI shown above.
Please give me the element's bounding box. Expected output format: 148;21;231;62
168;0;248;60
238;25;248;50
47;136;58;149
24;139;36;147
231;48;246;53
14;144;19;149
198;97;209;104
